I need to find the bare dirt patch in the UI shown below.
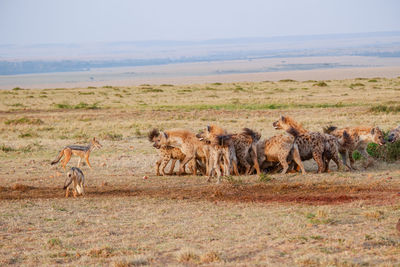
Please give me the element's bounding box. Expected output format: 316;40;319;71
1;182;399;205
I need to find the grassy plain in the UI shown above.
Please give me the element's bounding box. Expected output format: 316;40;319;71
1;77;400;266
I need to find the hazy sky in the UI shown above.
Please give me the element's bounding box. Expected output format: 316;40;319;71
1;0;399;45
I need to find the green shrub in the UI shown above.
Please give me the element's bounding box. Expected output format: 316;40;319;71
353;141;400;162
313;82;328;87
0;144;16;152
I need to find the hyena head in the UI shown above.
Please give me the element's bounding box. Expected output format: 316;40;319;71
272;116;289;130
371;127;386;146
148;128;168;148
387;127;400;143
91;137;102;149
196;126;213;141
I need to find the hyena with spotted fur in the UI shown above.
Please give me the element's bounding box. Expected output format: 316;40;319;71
324;126;386;169
150;128;207;175
273;116;326;173
256;133;306;174
388;125;400;143
232;128;261;175
148;129;198;176
196;125;239;182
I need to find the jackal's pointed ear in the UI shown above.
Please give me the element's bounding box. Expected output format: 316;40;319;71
206;125;211;132
280;115;285;122
161;131;168;139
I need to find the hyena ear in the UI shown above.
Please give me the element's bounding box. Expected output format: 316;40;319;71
207;125;211;132
162;132;168;139
280;115;285;122
371;128;375;135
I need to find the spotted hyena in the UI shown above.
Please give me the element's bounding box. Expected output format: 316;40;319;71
231;128;261;175
388;125;400;143
148;129;196;175
324;125;386;169
196;125;238;183
273;116;326;173
256;134;306;174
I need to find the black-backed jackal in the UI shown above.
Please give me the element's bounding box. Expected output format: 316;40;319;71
64;167;85;198
51;137;102;170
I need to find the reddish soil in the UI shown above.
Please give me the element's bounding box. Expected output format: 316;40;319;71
1;182;399;205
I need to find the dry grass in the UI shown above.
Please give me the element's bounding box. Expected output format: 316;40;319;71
0;78;400;265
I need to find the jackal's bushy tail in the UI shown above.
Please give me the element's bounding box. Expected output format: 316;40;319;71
63;177;72;190
51;150;64;165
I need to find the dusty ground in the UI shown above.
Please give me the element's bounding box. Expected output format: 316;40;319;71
1;77;400;266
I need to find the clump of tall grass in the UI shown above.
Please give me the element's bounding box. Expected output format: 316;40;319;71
54;102;100;109
5;117;44;125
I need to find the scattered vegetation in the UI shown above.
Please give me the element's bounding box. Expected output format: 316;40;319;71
279;79;296;82
313;81;328;87
5;117;44;125
349;83;365;89
54;102;100;109
101;132;123;141
369;104;400;113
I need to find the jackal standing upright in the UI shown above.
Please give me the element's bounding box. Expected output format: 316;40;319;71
51;137;102;170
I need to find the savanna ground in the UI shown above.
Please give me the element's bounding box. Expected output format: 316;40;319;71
1;77;400;266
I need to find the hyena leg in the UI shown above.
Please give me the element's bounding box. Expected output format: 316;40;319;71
65;188;69;198
223;147;231;176
251;144;261;175
159;156;171;176
179;155;194;175
292;148;306;174
348;149;357;169
167;159;178;175
278;155;289;174
312;150;325;173
331;151;342;171
359;148;374;168
155;158;162;176
340;151;352;171
238;152;252;175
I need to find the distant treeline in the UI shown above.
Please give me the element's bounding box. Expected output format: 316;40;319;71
1;50;400;75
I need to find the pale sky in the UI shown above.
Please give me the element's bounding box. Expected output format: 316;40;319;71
0;0;399;45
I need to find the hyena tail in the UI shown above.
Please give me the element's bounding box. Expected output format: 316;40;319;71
338;130;353;149
51;149;64;165
217;135;232;146
242;128;261;142
323;126;337;134
286;127;300;138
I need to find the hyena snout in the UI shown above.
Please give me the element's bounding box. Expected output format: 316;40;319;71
153;143;161;149
272;121;281;129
